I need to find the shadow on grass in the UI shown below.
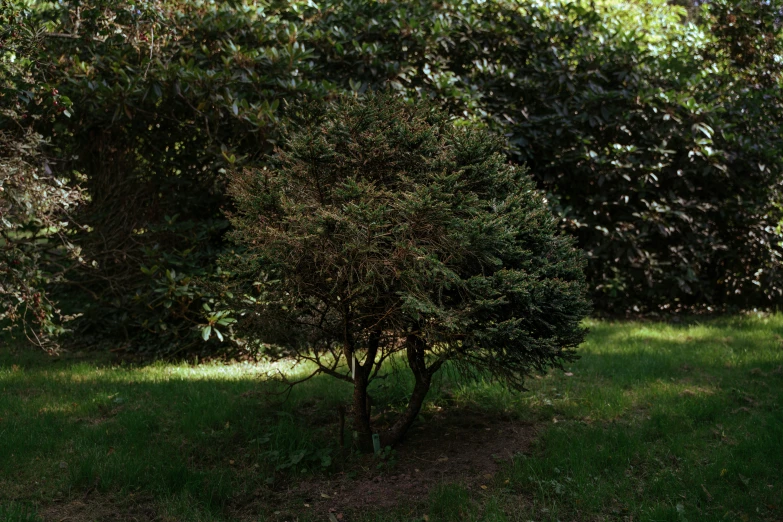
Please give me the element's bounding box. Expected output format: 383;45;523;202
0;347;471;518
0;353;349;513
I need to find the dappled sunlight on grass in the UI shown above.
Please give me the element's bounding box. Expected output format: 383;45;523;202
1;359;273;385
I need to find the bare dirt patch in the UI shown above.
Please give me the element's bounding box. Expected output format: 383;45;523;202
33;411;536;521
260;409;536;519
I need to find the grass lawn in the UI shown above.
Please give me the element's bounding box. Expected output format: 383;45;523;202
1;315;781;521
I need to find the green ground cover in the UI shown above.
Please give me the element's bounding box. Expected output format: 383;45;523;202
1;315;781;521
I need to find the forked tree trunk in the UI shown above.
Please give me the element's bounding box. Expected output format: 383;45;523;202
379;366;432;448
350;334;441;451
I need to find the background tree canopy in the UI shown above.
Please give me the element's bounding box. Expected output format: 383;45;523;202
1;0;781;352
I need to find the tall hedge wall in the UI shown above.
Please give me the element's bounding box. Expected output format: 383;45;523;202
3;0;781;351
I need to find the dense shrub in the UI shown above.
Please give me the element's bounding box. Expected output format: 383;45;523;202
0;4;82;347
6;0;781;349
224;94;590;448
460;0;783;312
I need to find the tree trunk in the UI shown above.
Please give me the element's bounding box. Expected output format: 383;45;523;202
352;372;374;451
380;334;440;448
380;367;432;448
350;329;381;452
351;333;442;452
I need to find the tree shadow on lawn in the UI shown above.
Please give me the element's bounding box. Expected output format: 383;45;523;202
16;406;534;522
273;408;535;519
0;349;538;521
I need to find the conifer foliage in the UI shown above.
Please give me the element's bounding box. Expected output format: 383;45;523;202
225;94;591;448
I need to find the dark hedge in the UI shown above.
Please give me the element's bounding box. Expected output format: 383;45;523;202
3;0;781;350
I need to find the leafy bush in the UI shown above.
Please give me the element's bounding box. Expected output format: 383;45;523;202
15;0;332;352
0;4;82;347
223;94;590;448
459;0;783;312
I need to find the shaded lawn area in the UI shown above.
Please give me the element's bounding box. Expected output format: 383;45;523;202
1;315;782;521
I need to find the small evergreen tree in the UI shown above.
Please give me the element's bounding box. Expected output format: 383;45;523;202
225;94;590;449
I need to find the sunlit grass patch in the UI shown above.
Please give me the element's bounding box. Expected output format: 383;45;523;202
498;314;783;522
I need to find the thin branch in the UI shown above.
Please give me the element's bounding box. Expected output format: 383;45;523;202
43;33;82;39
299;352;353;383
142;24;154;80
